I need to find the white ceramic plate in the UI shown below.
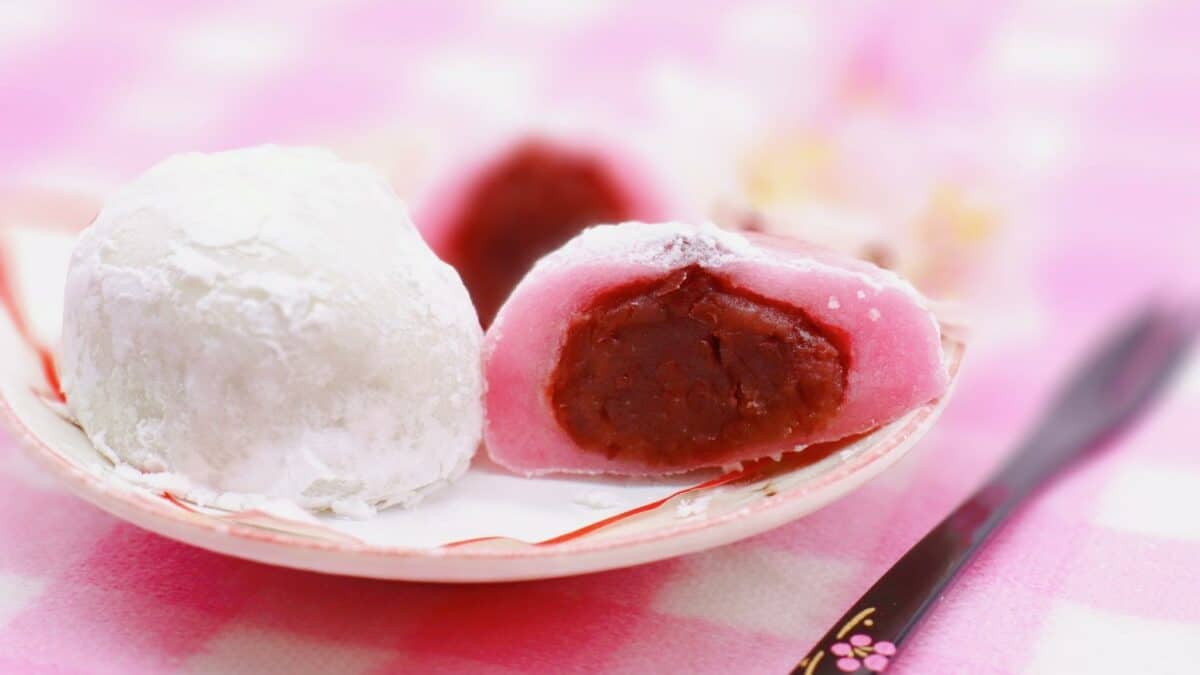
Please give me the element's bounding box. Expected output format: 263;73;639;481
0;210;965;582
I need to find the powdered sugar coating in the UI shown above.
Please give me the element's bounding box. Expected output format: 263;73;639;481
60;146;483;515
519;221;929;301
527;221;752;274
484;221;947;477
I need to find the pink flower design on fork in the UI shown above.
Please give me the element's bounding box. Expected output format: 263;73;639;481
830;633;896;672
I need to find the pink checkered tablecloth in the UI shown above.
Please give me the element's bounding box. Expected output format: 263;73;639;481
1;2;1198;673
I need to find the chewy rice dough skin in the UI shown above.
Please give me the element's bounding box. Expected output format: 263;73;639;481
60;146;484;516
482;222;949;477
417;139;656;326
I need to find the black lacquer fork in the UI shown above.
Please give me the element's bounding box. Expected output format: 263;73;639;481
794;303;1197;675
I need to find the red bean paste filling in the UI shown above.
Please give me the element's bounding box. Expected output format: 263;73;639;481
444;141;636;326
550;266;848;467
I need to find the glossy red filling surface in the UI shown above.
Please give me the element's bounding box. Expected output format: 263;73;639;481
442;142;635;326
550;266;848;467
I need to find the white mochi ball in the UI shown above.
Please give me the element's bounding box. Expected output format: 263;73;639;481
60;145;483;516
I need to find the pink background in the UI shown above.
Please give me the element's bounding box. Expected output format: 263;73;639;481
1;1;1198;673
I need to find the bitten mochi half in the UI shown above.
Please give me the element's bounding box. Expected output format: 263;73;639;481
483;222;948;476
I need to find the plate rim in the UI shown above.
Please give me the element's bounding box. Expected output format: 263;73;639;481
0;208;965;580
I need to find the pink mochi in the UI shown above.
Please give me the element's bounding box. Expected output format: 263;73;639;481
482;222;949;476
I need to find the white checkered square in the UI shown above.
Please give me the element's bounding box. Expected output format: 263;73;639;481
1094;462;1200;541
0;571;44;628
653;547;861;638
1028;601;1200;675
186;623;395;675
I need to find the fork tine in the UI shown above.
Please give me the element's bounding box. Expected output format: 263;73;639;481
1073;300;1197;447
1036;302;1165;422
1117;303;1199;421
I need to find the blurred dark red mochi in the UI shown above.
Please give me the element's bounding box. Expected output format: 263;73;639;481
423;140;645;326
